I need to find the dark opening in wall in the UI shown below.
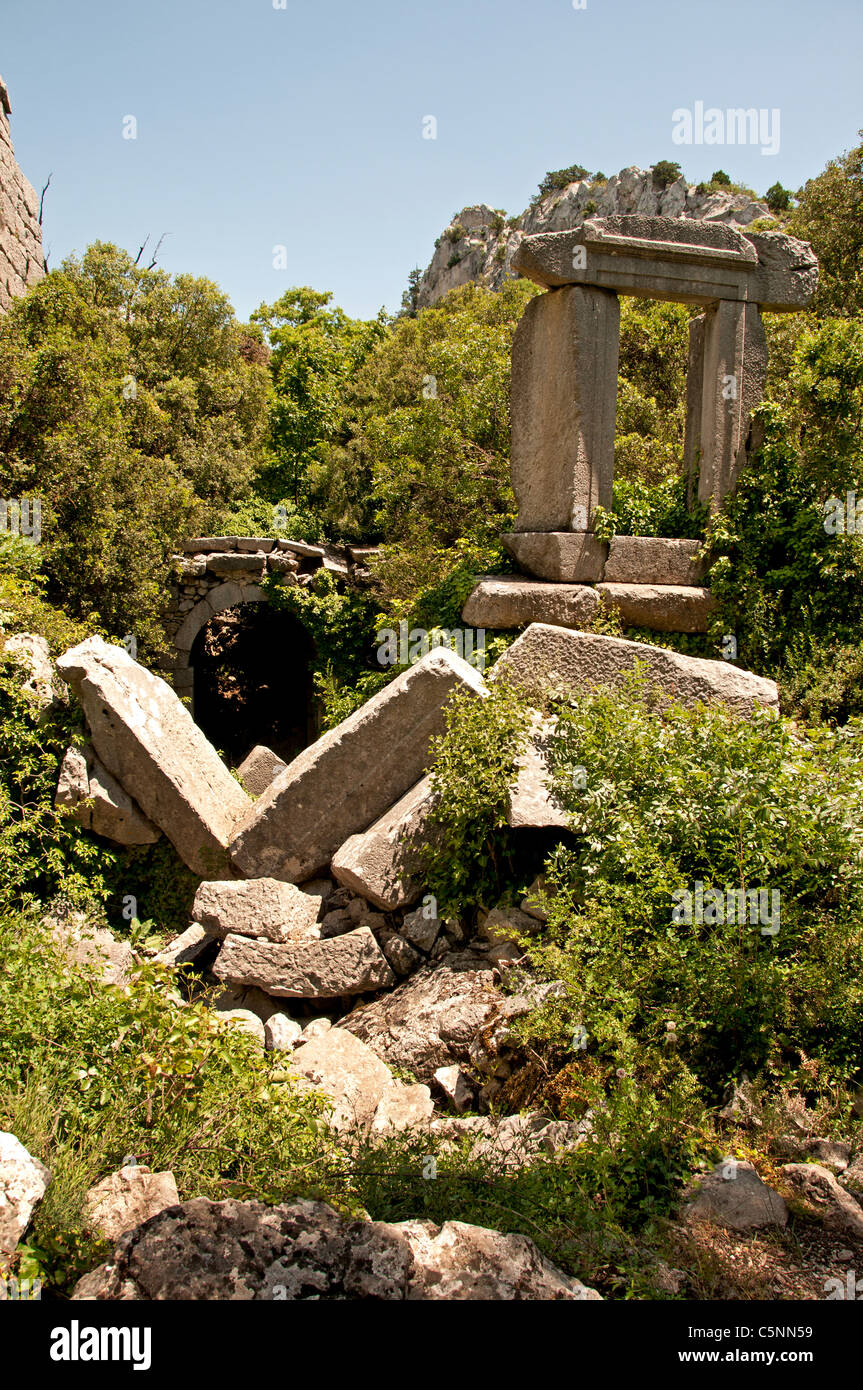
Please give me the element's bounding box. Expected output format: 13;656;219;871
190;604;316;767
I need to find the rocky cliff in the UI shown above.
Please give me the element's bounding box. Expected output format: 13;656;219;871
417;165;771;309
0;75;46;314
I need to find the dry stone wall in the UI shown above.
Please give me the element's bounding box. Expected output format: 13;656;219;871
0;76;46;314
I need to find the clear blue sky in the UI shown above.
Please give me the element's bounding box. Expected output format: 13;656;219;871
3;0;861;322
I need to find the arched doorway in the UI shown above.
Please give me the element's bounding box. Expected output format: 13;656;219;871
189;604;316;767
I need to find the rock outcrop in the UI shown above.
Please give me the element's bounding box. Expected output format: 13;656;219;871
416;166;773;309
0;77;46;314
0;1132;50;1262
72;1196;601;1300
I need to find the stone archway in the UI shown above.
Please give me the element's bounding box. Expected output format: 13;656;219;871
171;579;267;704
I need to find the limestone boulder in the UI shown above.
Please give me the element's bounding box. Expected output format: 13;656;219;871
237;745;287;797
684;1160;788;1230
192;878;322;944
212;926;395;999
47;911;134;987
152;923;210;967
56;743;161;846
84;1165;179;1243
56;637;251;875
341;953;503;1083
264;1013;303;1051
289;1027;433;1135
0;1132;50;1261
508;716;568;829
492;623;779;714
462;577;600;631
3;632;54;708
229;647;486;882
331;776;435;911
781;1163;863;1237
71;1197;600;1300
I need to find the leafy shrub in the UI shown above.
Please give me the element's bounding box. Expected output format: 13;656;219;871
536;165;590;199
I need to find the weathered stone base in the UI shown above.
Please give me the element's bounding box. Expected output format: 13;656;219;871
597;583;716;634
462;577;600;630
501;532;607;582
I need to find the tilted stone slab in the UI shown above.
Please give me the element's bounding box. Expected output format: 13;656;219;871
182;537;239;553
508;717;568;829
597;582;717;633
491;623;778;714
501;532;608;583
192;878;322;944
56;636;252;875
237;744;287;797
229;647;486;882
56;742;162;846
212;926;396;998
461;577;600;631
603;536;706;586
331;775;436;911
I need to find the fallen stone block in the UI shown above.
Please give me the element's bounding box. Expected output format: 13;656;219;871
597;582;716;633
0;1132;50;1261
212;926;396;999
491;623;779;714
370;1084;435;1136
434;1066;475;1113
229;647;486;882
215;1009;266;1045
237;744;288;797
71;1197;601;1300
84;1165;179;1243
212;985;282;1023
501;532;608;583
781;1163;863;1237
264;1013;303;1051
3;631;54;708
47;910;134;987
331;776;435;911
461;576;600;631
56;636;252;875
401;902;441;954
290;1027;430;1134
192;878;321;944
603;536;707;586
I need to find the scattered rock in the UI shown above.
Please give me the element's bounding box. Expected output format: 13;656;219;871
48;911;134;987
507;716;568;829
3;632;54;708
401;904;441;954
192;878;321;944
56;636;251;875
0;1132;50;1262
801;1139;851;1173
781;1163;863;1237
341;954;502;1083
331;776;436;911
434;1066;475;1113
378;930;423;977
290;1027;432;1134
370;1084;435;1136
212;926;396;999
684;1160;788;1230
72;1196;600;1300
212;985;282;1024
152;923;210;967
521;875;550;922
214;1009;266;1045
84;1165;179;1243
264;1013;303;1051
56;743;161;845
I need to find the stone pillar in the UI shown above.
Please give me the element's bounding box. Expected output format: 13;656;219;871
510;285;620;532
696;300;767;509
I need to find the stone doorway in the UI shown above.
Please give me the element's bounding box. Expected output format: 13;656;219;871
189;605;316;767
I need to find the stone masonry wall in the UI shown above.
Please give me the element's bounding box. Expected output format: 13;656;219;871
0;75;46;314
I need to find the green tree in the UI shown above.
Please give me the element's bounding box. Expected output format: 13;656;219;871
765;181;792;214
251;288;387;505
788;133;863;316
651;160;682;189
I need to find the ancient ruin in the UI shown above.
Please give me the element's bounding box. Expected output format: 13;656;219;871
0;75;46;314
463;214;818;634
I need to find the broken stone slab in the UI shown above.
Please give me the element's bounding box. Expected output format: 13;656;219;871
510;284;619;532
378;930;423;977
84;1165;179;1243
781;1163;863;1237
229;647;486;883
275;539;325;558
236;537;275;553
331;775;435;911
212;926;395;999
237;744;288;797
433;1066;475;1113
206;552;266;578
152;923;210;967
508;716;568;829
182;537;239;553
491;623;779;714
603;536;707;586
341;953;502;1083
56;636;252;876
0;1131;50;1261
192;878;322;944
56;743;161;846
71;1197;600;1300
501;532;608;583
597;582;717;633
461;577;600;631
684;1160;788;1230
401;902;442;954
370;1084;436;1136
